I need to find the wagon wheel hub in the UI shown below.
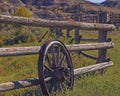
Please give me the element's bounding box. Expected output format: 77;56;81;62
53;67;66;81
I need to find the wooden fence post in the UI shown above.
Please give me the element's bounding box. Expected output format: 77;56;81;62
74;28;80;44
66;28;71;38
56;28;62;36
97;12;109;64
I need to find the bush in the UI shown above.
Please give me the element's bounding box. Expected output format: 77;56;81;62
0;35;7;47
14;7;31;17
26;33;37;42
4;27;37;45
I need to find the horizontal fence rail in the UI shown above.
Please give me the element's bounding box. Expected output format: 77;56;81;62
80;38;98;42
0;77;52;92
67;42;114;51
0;15;115;31
0;42;114;57
0;61;113;92
74;61;113;75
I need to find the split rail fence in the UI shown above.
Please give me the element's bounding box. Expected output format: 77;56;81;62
0;13;115;94
71;12;120;27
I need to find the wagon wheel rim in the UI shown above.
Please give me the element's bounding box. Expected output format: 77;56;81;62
38;40;74;96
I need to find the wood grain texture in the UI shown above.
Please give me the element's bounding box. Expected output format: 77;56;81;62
0;42;114;56
0;15;115;30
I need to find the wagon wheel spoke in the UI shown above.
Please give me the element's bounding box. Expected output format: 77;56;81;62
56;46;61;65
49;73;66;92
44;54;54;73
44;65;54;73
63;74;70;83
46;54;51;64
53;80;59;91
48;79;56;92
60;82;67;91
57;83;61;92
59;55;66;67
59;82;63;91
52;45;57;67
63;68;71;83
46;53;56;69
58;82;62;91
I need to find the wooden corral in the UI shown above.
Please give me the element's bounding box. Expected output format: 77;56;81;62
0;13;115;95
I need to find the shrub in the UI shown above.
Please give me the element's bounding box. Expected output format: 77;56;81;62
14;7;31;17
4;27;37;45
26;33;37;42
0;35;7;47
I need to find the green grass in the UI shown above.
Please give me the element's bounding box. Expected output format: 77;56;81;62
0;30;120;96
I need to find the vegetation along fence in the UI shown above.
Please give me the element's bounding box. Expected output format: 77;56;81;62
0;13;115;96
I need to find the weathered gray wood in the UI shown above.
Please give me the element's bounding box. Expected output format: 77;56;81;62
66;28;71;38
80;51;97;60
0;77;52;92
80;38;98;42
38;31;48;42
67;42;114;51
0;15;115;30
0;42;114;57
97;12;108;63
0;46;41;56
74;61;113;75
97;31;107;63
0;61;113;92
74;28;80;44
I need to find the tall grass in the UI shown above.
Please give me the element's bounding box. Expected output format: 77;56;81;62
0;30;120;96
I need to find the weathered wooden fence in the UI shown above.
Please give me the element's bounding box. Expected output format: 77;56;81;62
71;12;120;27
0;14;115;94
109;14;120;27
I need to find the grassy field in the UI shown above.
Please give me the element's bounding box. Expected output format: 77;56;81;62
0;29;120;96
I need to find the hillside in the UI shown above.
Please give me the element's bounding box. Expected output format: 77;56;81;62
0;0;120;23
0;0;24;5
102;0;120;9
0;0;120;16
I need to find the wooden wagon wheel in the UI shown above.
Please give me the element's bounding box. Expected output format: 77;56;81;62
38;40;74;96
